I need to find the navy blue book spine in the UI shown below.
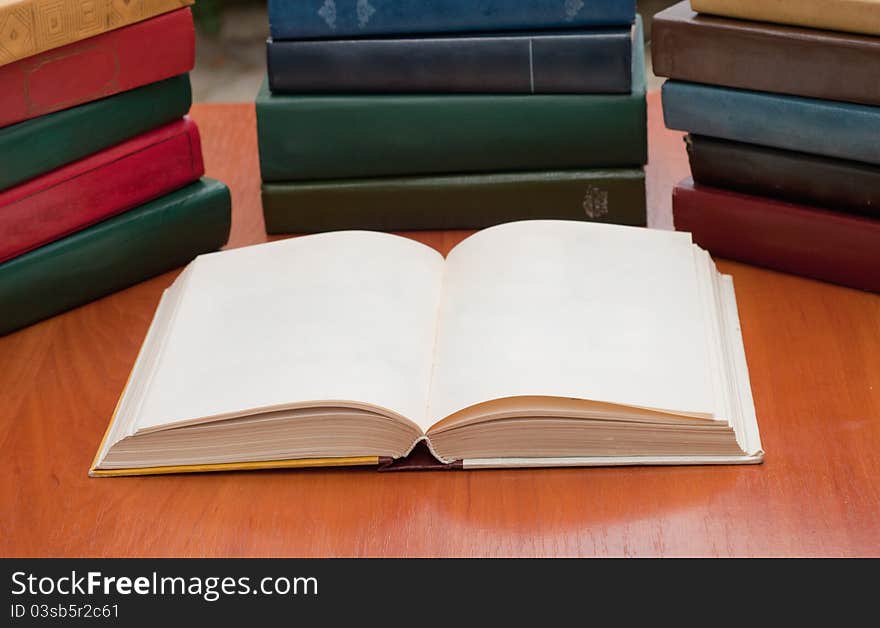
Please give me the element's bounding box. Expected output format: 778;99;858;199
662;80;880;166
267;27;632;94
268;0;636;39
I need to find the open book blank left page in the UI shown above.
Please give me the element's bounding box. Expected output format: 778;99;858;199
427;221;718;424
134;233;444;432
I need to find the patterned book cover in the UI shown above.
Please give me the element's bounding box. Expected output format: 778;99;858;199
0;0;194;66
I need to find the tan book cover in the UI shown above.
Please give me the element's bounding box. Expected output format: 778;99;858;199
0;0;194;66
690;0;880;36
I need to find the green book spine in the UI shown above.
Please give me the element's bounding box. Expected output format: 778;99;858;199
0;178;231;336
0;75;192;191
257;18;646;182
262;169;646;232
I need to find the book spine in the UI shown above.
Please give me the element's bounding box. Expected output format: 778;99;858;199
267;28;631;95
0;118;204;263
262;169;646;232
652;5;880;106
662;80;880;166
672;178;880;292
690;0;880;37
259;16;645;180
686;135;880;219
0;74;191;191
0;178;231;336
0;9;195;128
268;0;636;39
0;0;194;67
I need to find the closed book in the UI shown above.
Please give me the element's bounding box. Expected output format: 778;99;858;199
686;135;880;218
267;27;632;95
673;178;880;293
0;118;204;263
0;178;231;336
0;9;195;129
262;169;646;232
653;2;880;106
258;16;646;181
268;0;636;39
0;0;194;66
0;74;191;192
662;80;880;166
690;0;880;37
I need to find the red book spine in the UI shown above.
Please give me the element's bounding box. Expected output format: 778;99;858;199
0;117;204;264
0;9;195;129
673;178;880;292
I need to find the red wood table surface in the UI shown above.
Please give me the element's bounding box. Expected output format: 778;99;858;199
2;94;878;557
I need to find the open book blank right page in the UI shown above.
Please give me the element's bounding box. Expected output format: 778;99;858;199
427;221;719;425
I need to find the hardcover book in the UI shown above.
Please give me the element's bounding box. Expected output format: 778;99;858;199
686;135;880;218
268;0;636;39
258;16;646;181
262;169;646;233
653;2;880;106
673;178;880;292
266;27;632;94
662;80;880;166
91;220;763;476
0;118;204;263
0;74;192;191
0;8;195;128
690;0;880;37
0;178;231;336
0;0;194;66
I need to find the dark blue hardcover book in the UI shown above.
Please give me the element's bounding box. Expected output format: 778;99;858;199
267;26;632;94
268;0;636;39
663;81;880;166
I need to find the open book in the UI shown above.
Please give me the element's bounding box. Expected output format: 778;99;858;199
91;221;763;476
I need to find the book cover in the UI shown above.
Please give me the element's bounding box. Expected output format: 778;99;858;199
0;0;194;66
653;2;880;106
0;178;231;336
662;80;880;166
268;0;636;39
686;135;880;218
262;169;646;233
673;178;880;292
690;0;880;37
0;8;195;128
267;27;632;94
0;117;204;263
258;16;646;181
0;73;191;192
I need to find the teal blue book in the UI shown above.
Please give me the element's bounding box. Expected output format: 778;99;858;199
257;16;646;181
0;75;192;192
0;179;231;336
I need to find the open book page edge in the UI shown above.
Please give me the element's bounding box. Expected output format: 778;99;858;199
89;457;381;478
462;453;764;469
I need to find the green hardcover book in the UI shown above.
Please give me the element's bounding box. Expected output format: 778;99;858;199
262;169;646;233
257;17;646;182
0;75;192;192
0;178;231;336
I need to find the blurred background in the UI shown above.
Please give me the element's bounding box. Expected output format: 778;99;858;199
191;0;675;101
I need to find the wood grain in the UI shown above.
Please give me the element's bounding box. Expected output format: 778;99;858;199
1;94;878;557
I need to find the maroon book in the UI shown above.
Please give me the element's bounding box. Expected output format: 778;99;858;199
673;178;880;292
0;9;195;129
0;117;204;264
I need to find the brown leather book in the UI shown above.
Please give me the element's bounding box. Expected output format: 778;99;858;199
653;1;880;106
673;178;880;292
686;135;880;218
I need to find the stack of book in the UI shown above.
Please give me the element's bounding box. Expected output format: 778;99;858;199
257;0;647;233
0;1;233;336
653;0;880;292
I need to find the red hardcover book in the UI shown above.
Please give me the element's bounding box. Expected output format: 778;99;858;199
0;117;204;264
0;9;195;129
673;178;880;292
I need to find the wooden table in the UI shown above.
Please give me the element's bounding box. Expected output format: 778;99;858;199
2;94;878;557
